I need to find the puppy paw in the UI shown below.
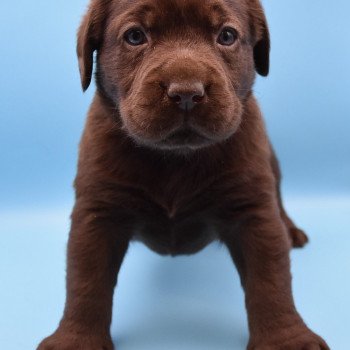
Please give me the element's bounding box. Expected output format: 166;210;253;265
37;329;114;350
248;326;329;350
289;227;309;248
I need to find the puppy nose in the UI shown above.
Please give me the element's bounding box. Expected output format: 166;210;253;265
167;82;205;111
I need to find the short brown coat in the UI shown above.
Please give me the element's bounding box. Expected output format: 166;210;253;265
37;0;329;349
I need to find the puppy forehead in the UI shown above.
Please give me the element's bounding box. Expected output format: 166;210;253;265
111;0;248;31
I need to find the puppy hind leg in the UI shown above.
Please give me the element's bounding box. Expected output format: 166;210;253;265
270;146;309;248
281;207;309;248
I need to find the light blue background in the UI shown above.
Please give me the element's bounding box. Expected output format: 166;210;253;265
0;1;349;349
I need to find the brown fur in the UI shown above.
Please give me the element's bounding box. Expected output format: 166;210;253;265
37;0;328;349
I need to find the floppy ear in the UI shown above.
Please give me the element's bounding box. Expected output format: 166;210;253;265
249;0;270;76
77;0;110;91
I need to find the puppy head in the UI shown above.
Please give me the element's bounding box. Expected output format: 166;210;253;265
77;0;270;153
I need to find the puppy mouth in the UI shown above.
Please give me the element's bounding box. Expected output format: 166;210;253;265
156;126;211;149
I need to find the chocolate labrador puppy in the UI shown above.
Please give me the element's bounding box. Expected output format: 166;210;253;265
37;0;329;349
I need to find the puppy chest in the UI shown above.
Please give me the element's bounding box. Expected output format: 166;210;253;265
134;216;218;256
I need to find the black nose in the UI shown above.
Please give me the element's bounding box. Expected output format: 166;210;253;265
167;82;205;111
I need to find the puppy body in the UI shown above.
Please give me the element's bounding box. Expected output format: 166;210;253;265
38;0;329;349
76;93;270;256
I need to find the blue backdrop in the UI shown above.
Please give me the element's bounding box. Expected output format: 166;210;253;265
0;1;349;349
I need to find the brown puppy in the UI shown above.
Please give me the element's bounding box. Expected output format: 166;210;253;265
37;0;329;349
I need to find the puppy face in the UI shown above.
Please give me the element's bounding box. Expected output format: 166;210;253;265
78;0;270;153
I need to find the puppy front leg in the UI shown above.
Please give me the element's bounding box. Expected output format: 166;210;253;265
37;202;129;350
223;205;329;350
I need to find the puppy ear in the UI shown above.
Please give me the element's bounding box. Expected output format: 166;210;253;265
249;0;270;76
77;0;109;91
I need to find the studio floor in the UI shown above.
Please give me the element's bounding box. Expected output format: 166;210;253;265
0;195;349;350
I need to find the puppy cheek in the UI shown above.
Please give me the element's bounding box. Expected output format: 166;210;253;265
118;97;155;142
118;89;179;143
211;98;243;139
197;86;243;140
223;99;243;136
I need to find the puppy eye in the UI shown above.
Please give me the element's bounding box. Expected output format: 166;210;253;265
124;28;147;46
217;27;238;46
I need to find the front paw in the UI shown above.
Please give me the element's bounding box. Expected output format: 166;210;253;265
248;326;329;350
37;328;114;350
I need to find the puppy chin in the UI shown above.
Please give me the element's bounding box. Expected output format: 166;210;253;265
134;137;215;155
123;123;240;155
154;129;215;153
